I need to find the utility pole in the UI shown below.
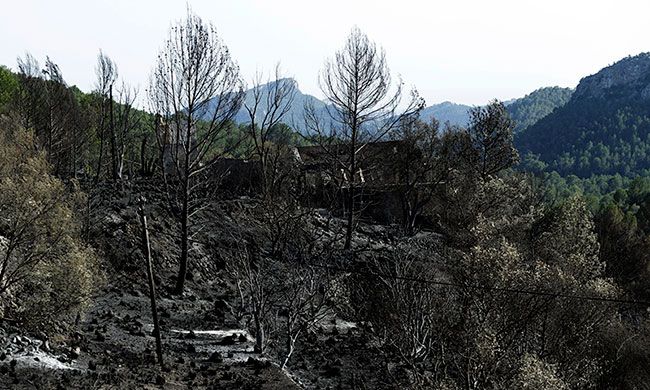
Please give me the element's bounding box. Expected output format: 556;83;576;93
138;197;164;370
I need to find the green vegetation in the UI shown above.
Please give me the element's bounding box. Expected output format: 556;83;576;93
518;101;650;177
517;54;650;178
0;66;18;113
507;86;573;133
0;119;101;330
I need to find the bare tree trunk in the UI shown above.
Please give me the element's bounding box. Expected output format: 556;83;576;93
344;185;355;250
344;121;357;250
94;111;105;185
140;136;148;176
139;198;165;370
281;324;296;370
109;85;118;181
175;176;190;295
253;309;264;353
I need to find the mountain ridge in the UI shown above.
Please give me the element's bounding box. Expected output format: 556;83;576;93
516;52;650;177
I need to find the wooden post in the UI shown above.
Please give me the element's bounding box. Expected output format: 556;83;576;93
138;197;164;370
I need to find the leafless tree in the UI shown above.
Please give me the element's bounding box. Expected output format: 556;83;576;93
243;65;297;198
304;27;424;249
226;239;279;354
113;82;140;180
277;262;332;370
93;51;118;183
360;241;448;372
227;197;334;367
148;9;244;294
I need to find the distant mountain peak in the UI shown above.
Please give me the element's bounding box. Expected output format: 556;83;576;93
201;77;328;132
419;102;472;127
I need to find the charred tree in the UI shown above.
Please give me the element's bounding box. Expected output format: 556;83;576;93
148;9;244;294
303;27;424;250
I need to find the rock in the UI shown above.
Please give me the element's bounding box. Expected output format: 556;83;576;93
238;334;247;342
155;374;166;386
88;360;97;371
70;347;81;359
185;330;197;340
95;330;106;342
106;213;128;232
143;350;156;364
245;357;270;369
207;351;223;363
213;299;229;313
219;335;236;345
323;363;342;377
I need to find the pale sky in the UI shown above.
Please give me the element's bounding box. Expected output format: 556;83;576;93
1;0;649;107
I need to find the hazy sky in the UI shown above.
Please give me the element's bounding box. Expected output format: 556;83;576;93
1;0;649;107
